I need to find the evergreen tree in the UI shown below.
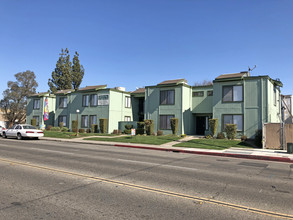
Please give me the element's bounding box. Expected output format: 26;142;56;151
48;48;72;93
71;51;85;89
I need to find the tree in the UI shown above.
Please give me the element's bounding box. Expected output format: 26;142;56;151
71;51;85;89
48;48;72;93
194;80;213;86
0;71;38;126
48;48;85;92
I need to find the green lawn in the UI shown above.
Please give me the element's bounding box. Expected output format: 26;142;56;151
174;139;253;150
85;135;181;145
43;131;118;139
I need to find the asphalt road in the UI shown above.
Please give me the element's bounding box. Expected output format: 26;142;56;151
0;138;293;220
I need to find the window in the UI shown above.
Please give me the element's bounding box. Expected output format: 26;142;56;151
81;115;89;128
223;115;243;131
125;116;131;121
58;115;67;127
160;90;175;105
160;115;174;130
125;96;131;108
33;99;40;109
192;91;204;97
90;115;97;125
82;95;89;107
59;97;67;108
223;85;243;102
98;94;109;105
33;116;39;126
207;91;213;96
274;87;277;106
90;94;98;106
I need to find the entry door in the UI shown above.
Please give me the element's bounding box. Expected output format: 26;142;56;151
196;116;206;135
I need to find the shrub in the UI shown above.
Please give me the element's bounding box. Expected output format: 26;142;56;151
61;127;69;132
170;118;178;135
46;125;53;131
136;122;145;135
113;129;118;134
51;127;61;132
217;132;225;139
31;118;37;127
72;120;77;131
205;134;213;139
209;119;218;137
59;122;64;129
79;128;85;133
99;119;108;133
241;135;247;142
124;124;133;134
157;130;163;136
254;129;262;148
86;128;91;133
91;124;98;133
144;119;154;135
225;124;237;140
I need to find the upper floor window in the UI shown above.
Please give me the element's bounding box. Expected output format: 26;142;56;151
98;94;109;105
90;94;98;106
82;95;89;107
125;96;131;108
192;91;204;97
160;90;175;105
124;116;131;121
33;99;40;109
223;114;243;131
207;91;213;96
59;97;67;108
223;85;243;102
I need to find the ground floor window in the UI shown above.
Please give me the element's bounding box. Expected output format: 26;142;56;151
124;116;131;121
58;115;67;127
223;114;243;131
90;115;97;125
81;115;89;128
33;116;39;126
160;115;174;130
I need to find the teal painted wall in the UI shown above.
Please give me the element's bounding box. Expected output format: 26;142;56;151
192;86;213;114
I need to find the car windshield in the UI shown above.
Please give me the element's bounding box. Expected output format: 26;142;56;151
22;125;37;129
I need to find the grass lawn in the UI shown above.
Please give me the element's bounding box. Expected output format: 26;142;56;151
85;135;181;145
174;139;253;150
44;131;118;139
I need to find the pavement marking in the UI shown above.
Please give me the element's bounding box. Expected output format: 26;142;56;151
0;157;292;219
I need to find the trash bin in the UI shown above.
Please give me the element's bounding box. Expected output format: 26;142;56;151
287;143;293;154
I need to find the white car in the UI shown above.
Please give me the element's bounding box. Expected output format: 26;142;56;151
2;124;44;140
0;125;6;136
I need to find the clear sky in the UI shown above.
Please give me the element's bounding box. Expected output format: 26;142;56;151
1;0;292;97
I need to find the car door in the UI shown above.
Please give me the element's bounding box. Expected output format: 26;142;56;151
8;125;19;137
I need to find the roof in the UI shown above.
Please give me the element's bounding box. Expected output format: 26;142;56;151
157;79;187;85
78;85;107;91
131;88;145;94
28;92;50;97
55;89;74;95
215;72;249;80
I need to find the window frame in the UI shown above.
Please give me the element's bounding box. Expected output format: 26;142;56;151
222;114;243;132
59;97;68;108
58;115;67;127
33;99;40;110
222;85;243;103
273;87;277;106
89;115;97;126
125;96;131;108
159;115;175;130
207;91;213;96
81;115;89;128
82;95;89;107
90;94;98;107
160;90;175;105
98;94;109;106
124;116;131;121
192;91;204;97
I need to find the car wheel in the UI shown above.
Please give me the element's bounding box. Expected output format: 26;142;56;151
17;133;22;140
2;132;7;138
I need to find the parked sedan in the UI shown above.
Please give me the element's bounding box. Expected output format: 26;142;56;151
2;124;44;140
0;125;5;136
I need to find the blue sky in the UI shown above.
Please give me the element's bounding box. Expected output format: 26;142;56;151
1;0;292;97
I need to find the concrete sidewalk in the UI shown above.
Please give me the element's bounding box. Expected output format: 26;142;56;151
41;136;293;163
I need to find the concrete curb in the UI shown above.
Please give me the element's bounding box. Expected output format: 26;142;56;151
42;138;293;163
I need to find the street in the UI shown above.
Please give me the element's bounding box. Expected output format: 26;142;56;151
0;139;293;220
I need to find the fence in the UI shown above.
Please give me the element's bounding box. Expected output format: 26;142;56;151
263;123;293;149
